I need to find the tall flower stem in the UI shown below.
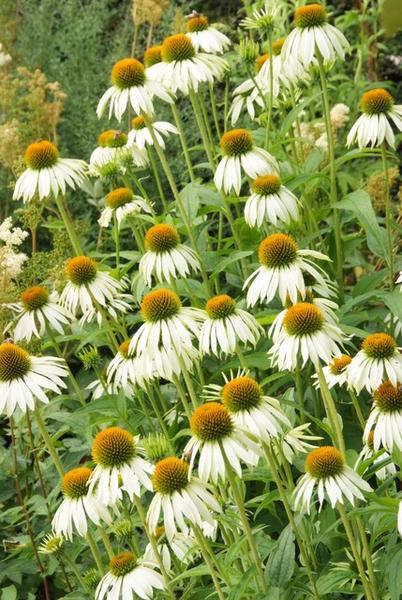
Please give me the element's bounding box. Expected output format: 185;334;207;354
264;444;320;600
147;146;168;213
132;496;176;600
355;514;380;600
145;383;174;451
219;443;268;594
316;53;343;294
86;531;105;576
127;216;145;253
294;364;306;422
209;82;222;139
191;525;227;600
266;32;274;150
188;88;216;170
173;375;192;421
63;555;90;592
141;113;211;295
316;364;346;456
170;104;195;181
34;407;64;479
381;142;394;289
348;389;365;430
337;504;375;600
55;195;83;256
129;172;156;217
178;357;199;410
97;526;114;560
9;418;51;600
45;325;86;406
113;214;120;276
235;345;248;370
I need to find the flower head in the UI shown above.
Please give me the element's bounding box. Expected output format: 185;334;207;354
347;88;402;148
364;382;402;453
99;187;151;229
95;552;164;600
186;13;231;54
13;140;87;203
245;175;299;228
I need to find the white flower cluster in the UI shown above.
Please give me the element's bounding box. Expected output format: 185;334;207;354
0;217;28;280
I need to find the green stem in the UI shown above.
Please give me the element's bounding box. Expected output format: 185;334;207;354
188;88;216;170
178;357;199;411
127;216;145;253
337;504;375;600
55;195;83;255
97;526;114;560
171;103;195;182
129;172;156;217
133;496;176;600
294;364;306;422
355;514;380;600
381;143;394;289
86;531;105;576
348;388;365;430
316;53;343;294
34;408;64;479
220;443;267;594
235;345;248;370
191;525;227;600
264;444;320;600
63;555;90;592
145;383;174;451
316;364;346;456
147;146;168;213
113;214;120;277
173;376;192;421
209;82;222;139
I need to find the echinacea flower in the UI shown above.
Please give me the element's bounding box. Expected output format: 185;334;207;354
240;2;282;32
355;430;396;481
147;457;221;542
244;175;299;228
282;3;350;68
95;551;164;600
38;533;64;555
59;256;129;321
144;46;162;69
139;224;200;286
229;78;265;125
244;233;332;307
106;340;155;392
147;34;228;95
214;128;278;195
7;286;73;342
186;13;231;54
268;301;344;371
89;130;148;175
294;446;372;514
52;467;111;541
199;294;263;357
204;372;290;442
88;427;153;505
280;423;321;464
97;57;172;121
312;354;352;389
127;115;178;149
13;140;87;203
98;187;151;229
346;88;402;148
0;342;68;416
364;381;402;452
184;402;261;483
129;288;203;380
346;333;402;393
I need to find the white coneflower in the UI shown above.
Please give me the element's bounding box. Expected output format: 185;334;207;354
268;301;344;371
364;381;402;452
95;551;164;600
52;467;111;541
127;115;178;149
294;446;372;514
347;88;402;148
346;332;402;393
0;342;68;416
106;340;154;392
199;294;263;357
147;457;221;542
245;175;299;228
7;286;73;342
244;233;332;307
280;423;321;464
38;533;64;555
144;528;201;567
282;3;350;68
129;288;203;379
312;354;352;389
13;140;87;203
240;2;283;32
147;34;228;95
98;187;151;229
97;57;172;121
89;130;148;175
204;372;290;442
144;45;163;70
88;427;153;506
229;78;265;125
184;402;261;483
355;430;396;481
139;224;200;286
59;256;129;320
186;13;231;54
214;128;278;195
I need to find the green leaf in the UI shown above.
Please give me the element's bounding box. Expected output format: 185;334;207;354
335;190;388;260
265;526;295;588
1;586;17;600
210;251;253;280
381;289;402;323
